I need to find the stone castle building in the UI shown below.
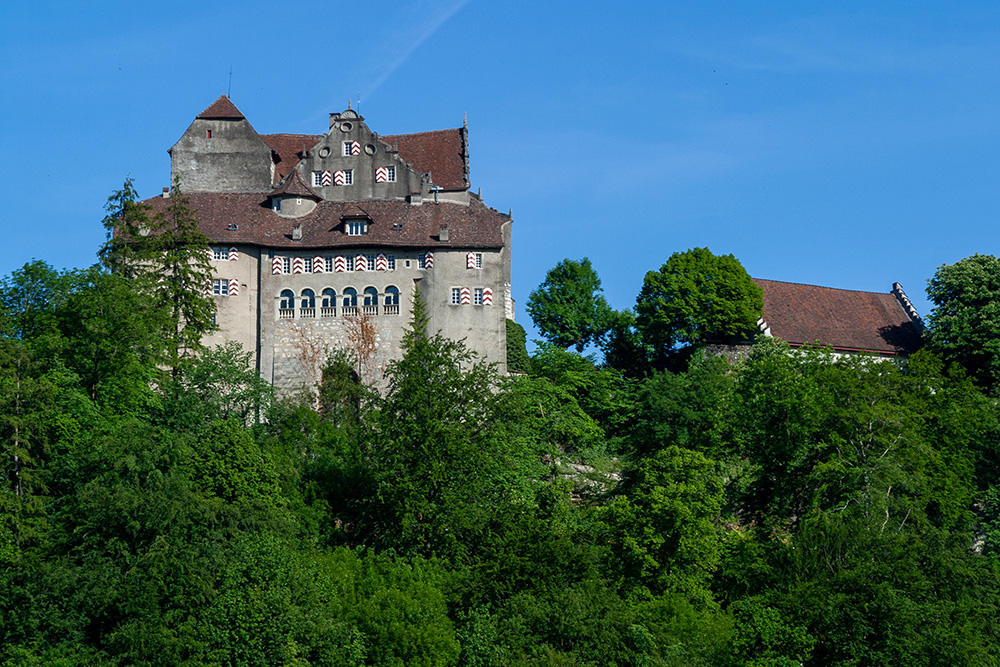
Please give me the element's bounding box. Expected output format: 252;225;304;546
146;96;513;392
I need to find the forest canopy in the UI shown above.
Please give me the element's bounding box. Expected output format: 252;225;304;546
2;238;1000;666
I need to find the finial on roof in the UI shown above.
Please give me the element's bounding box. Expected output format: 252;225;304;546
348;98;352;110
463;112;468;129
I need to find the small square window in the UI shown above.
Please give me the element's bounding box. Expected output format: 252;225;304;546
213;279;229;296
206;130;212;139
212;247;229;261
474;288;484;305
451;287;462;305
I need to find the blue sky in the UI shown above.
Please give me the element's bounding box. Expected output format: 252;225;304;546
3;1;999;336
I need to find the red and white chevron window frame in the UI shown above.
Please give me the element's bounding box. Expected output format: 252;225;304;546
334;256;347;272
228;280;239;297
229;247;239;261
313;256;325;273
292;257;305;274
354;254;367;271
482;287;493;306
460;287;471;305
271;256;283;275
376;254;388;271
423;251;434;269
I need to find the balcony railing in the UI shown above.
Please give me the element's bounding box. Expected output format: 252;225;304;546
343;305;358;316
300;307;315;319
384;304;400;316
278;308;294;320
362;305;378;317
320;306;336;318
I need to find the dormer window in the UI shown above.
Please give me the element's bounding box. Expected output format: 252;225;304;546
273;198;282;212
345;219;368;236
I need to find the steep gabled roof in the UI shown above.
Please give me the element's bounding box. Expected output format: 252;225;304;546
196;95;245;120
271;169;320;199
142;193;508;249
381;128;468;190
754;278;923;355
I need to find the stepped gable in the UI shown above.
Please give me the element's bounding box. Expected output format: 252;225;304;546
196;95;245;120
754;278;923;355
381;128;468;190
143;193;507;249
261;133;324;182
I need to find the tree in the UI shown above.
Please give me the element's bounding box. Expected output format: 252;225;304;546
924;253;1000;393
527;258;613;352
149;180;216;375
635;248;762;359
99;177;157;280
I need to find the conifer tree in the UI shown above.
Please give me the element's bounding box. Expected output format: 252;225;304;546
150;179;216;375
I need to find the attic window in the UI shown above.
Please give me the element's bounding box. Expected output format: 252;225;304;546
345;219;368;236
206;130;212;139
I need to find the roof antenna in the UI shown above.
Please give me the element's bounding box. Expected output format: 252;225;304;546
227;65;233;98
357;92;361;115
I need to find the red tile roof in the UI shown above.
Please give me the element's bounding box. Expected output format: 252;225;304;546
143;193;508;250
754;278;923;355
260;133;323;182
381;128;468;190
197;95;245;120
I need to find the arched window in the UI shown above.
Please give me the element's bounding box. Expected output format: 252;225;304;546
279;290;295;319
343;288;358;315
300;289;316;318
363;286;379;315
384;286;400;315
321;288;336;316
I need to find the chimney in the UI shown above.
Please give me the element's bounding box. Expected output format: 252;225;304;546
439;225;449;242
162;187;170;198
292;225;302;241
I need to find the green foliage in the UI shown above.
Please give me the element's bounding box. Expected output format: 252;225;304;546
925;253;1000;393
602;446;724;601
598;309;651;378
635;247;762;359
527;258;613;351
99;177;157;280
188;419;280;505
149;180;216;375
506;319;531;373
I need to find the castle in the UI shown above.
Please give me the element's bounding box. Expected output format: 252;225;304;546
146;96;513;392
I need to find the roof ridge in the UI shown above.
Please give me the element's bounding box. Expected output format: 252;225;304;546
753;277;893;296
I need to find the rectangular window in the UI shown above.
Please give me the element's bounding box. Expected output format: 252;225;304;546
386;166;396;182
312;171;323;187
346;256;355;271
343;141;353;156
273;199;281;212
475;253;483;269
474;288;484;305
343;169;353;185
213;279;229;296
418;254;426;269
212;247;229;261
387;254;396;270
366;255;376;271
324;257;333;272
281;257;291;274
346;220;367;235
451;287;462;305
303;257;312;273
